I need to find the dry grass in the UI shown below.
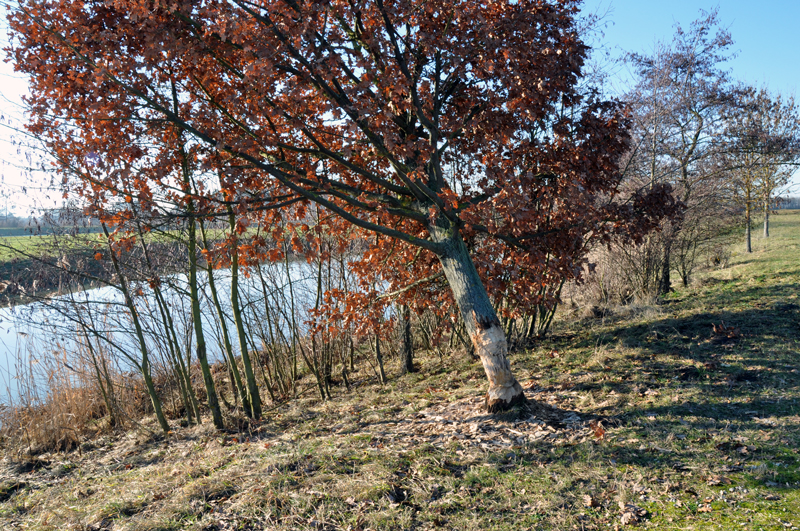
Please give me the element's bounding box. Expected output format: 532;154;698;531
0;337;152;455
0;211;798;530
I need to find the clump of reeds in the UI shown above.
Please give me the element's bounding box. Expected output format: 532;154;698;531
0;335;148;455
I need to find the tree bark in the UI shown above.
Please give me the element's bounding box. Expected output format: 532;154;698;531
658;242;672;296
180;142;224;429
763;197;770;238
200;221;251;415
745;201;752;253
374;334;386;385
135;217;199;425
188;218;225;429
428;219;525;412
101;224;170;435
400;304;415;374
227;206;262;418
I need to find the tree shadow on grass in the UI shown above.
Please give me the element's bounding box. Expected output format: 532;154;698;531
552;286;800;488
591;281;800;373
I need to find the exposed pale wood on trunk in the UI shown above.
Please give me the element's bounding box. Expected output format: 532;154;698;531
428;218;524;412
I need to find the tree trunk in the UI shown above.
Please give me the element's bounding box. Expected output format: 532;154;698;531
201;227;251;416
181;143;224;429
227;206;262;419
428;220;524;413
374;334;386;384
763;197;770;238
658;242;672;296
102;224;170;435
745;201;752;253
400;305;415;374
188;219;225;429
133;215;200;424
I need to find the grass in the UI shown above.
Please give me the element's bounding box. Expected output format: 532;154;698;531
0;234;58;261
0;211;799;530
0;226;106;260
0;226;103;237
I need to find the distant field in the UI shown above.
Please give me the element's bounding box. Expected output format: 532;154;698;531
0;226;256;262
0;226;103;238
0;226;105;261
0;233;97;262
723;210;800;278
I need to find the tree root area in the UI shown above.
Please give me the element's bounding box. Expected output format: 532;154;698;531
406;388;595;449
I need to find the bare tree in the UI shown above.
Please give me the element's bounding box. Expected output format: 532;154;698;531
622;8;735;292
724;86;800;251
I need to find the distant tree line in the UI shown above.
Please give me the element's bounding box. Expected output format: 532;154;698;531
0;209;28;228
0;207;102;234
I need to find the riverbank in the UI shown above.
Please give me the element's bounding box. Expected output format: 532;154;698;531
0;232;185;308
0;211;798;530
0;233;317;308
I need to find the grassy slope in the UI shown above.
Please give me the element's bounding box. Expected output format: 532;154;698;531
0;212;798;531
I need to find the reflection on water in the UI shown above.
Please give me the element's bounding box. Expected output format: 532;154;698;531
0;261;323;405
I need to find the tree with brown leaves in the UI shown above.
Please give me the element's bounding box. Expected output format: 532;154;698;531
8;0;674;412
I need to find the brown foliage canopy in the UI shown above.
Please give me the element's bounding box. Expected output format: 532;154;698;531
8;0;676;325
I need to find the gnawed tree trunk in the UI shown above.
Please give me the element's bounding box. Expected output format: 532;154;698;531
429;220;525;413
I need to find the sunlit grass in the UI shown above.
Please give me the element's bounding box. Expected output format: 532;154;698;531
0;211;798;530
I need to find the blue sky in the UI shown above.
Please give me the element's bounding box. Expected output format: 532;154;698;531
1;0;798;212
580;0;800;191
581;0;800;98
